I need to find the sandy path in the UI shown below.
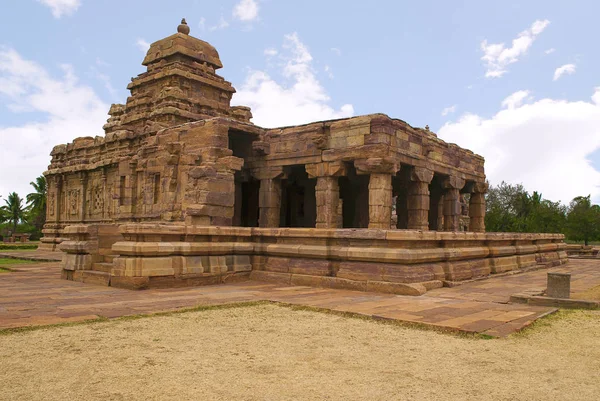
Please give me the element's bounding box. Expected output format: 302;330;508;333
1;305;599;401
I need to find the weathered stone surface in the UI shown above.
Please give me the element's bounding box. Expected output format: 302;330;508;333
43;21;566;294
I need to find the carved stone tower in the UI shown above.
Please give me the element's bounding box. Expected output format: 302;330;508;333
104;19;240;135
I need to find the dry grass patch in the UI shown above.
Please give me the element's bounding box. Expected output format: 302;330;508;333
572;285;600;301
0;304;599;401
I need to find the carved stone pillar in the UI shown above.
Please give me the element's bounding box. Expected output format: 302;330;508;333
368;173;393;229
315;177;340;228
306;162;346;229
407;167;433;230
437;194;445;231
258;179;281;228
469;182;488;232
255;167;285;228
442;176;465;232
355;158;398;230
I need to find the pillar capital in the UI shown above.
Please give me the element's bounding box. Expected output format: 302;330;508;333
410;166;434;183
305;161;347;179
354;157;399;175
471;181;488;194
442;175;466;190
252;167;285;181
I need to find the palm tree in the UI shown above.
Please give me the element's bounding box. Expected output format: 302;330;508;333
26;175;47;225
1;192;26;233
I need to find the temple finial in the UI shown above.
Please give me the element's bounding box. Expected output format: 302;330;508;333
177;18;190;35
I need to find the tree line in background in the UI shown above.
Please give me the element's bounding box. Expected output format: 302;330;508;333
0;176;598;244
0;176;47;240
485;182;600;245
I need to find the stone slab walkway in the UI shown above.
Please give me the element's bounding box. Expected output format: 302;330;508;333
6;259;600;337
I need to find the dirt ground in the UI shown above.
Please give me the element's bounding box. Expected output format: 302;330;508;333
1;305;599;401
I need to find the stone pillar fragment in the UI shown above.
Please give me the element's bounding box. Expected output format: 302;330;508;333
407;167;433;230
368;173;393;229
315;176;340;228
442;176;465;232
259;178;282;228
469;182;487;232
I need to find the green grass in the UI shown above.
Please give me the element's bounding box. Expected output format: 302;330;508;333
0;258;36;265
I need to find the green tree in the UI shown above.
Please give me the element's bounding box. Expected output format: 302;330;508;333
1;192;27;234
485;181;527;232
485;182;567;233
26;175;47;236
566;195;600;245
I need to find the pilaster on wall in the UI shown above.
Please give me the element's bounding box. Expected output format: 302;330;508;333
442;176;465;232
407;167;433;230
469;181;488;232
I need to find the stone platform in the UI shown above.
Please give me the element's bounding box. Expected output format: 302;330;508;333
60;224;567;294
4;258;599;337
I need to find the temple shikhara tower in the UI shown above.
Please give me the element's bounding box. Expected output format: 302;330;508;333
41;20;566;292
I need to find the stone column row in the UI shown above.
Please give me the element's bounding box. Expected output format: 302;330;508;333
255;161;487;232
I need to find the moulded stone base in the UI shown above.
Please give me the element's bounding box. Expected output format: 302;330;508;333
489;256;519;274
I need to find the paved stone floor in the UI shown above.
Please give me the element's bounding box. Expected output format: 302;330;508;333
1;255;599;337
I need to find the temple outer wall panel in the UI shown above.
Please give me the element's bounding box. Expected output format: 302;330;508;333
75;224;569;293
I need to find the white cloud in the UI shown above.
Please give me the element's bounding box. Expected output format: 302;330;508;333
233;0;259;22
38;0;81;18
324;65;334;79
209;16;229;31
199;17;206;31
331;47;342;56
501;90;530;109
441;105;457;116
264;48;278;57
0;47;108;199
553;63;576;81
135;39;150;53
545;48;556;55
232;33;354;128
438;88;600;204
481;19;550;78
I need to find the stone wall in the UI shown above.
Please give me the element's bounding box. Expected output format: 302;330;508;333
62;224;566;293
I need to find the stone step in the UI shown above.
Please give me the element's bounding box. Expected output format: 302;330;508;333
92;262;114;274
103;254;119;263
73;270;111;286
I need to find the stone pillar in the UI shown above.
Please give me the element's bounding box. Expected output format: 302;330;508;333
368;173;393;229
469;182;487;232
306;162;347;229
437;195;444;231
407;167;433;230
315;176;340;228
259;178;282;228
442;176;465;232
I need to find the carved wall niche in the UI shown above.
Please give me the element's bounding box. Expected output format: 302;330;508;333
68;190;80;216
48;193;55;216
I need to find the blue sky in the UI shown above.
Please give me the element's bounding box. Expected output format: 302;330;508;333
1;0;599;204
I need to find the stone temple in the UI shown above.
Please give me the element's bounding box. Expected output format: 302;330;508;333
40;20;566;293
